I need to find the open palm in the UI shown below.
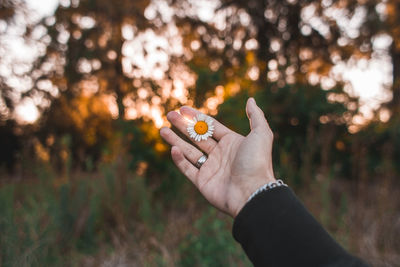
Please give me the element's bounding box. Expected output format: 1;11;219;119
160;98;276;217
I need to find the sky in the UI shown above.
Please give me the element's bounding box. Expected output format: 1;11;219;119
26;0;59;17
12;0;393;124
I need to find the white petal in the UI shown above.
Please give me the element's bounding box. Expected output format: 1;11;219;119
198;114;206;121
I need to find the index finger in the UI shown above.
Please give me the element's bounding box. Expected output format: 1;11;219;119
180;106;233;141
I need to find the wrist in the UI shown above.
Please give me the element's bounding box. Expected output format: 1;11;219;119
232;175;276;218
247;179;288;202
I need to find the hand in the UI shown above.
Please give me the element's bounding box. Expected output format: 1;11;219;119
160;97;276;217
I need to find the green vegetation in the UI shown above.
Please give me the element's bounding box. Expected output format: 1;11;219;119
0;157;252;266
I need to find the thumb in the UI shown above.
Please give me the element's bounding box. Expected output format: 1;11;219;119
246;97;269;131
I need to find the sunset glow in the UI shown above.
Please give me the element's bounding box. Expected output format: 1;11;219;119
6;0;393;128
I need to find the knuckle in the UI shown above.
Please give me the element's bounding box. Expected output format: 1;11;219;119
188;147;199;160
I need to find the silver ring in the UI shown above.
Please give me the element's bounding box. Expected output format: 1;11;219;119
195;155;208;168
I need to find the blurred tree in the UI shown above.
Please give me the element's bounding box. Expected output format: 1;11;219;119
0;0;26;172
28;0;151;117
172;0;376;90
1;0;21;117
0;0;29;119
25;0;156;166
4;0;398;174
25;0;203;168
170;0;400;117
36;94;114;170
384;0;400;109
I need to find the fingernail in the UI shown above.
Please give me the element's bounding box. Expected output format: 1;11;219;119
166;111;176;119
249;97;256;104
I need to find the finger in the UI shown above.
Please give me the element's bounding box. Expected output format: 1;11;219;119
160;127;204;165
246;97;272;133
179;106;232;140
166;111;217;154
171;146;198;185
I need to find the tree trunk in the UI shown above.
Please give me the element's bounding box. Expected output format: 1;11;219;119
113;22;126;120
390;42;400;111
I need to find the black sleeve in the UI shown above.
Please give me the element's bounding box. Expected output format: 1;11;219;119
232;186;369;267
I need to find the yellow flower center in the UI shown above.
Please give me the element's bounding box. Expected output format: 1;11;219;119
194;121;208;135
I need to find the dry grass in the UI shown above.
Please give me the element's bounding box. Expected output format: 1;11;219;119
300;177;400;267
1;162;399;266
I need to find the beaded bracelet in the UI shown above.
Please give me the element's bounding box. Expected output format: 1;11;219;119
247;179;288;203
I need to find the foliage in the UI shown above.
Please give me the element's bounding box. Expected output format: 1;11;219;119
178;208;250;267
0;161;153;266
0;154;253;266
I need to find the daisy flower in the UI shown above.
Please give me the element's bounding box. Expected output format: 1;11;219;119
187;114;214;142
